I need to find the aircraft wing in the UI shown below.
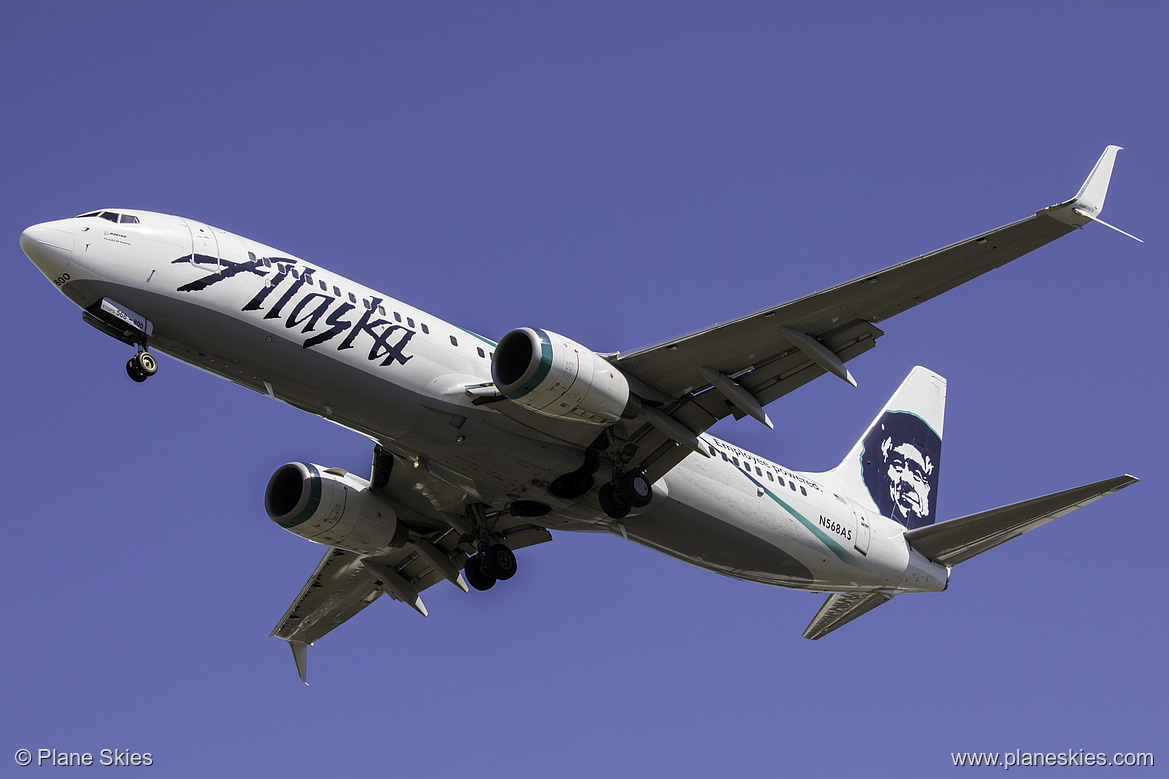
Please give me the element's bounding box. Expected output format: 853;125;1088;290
616;147;1128;481
270;547;384;682
272;521;552;683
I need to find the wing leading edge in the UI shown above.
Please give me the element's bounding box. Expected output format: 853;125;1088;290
616;147;1130;482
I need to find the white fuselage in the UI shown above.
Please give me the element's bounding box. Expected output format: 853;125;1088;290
22;210;948;597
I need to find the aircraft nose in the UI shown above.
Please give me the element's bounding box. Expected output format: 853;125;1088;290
21;219;74;280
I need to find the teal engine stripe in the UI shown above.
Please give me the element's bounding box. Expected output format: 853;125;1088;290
279;463;323;529
504;328;555;400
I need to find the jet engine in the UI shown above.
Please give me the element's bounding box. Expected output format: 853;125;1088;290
264;462;407;554
491;327;640;424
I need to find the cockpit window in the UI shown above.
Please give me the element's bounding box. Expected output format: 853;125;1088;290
76;210;139;223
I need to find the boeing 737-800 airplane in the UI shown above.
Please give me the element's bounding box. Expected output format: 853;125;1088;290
22;147;1138;682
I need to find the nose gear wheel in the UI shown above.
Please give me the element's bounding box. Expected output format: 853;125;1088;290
126;351;158;382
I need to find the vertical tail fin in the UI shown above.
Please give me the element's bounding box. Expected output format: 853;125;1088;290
832;366;946;530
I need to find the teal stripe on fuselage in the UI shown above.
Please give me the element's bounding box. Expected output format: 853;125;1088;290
740;469;853;563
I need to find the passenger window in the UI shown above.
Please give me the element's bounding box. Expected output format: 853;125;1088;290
264;258;272;268
766;472;774;482
755;466;762;476
789;482;797;492
378;306;385;315
348;292;356;303
421;323;430;334
721;452;728;462
777;476;785;487
731;457;739;466
394;312;402;323
289;269;298;279
800;487;807;496
450;335;458;346
363;299;371;309
333;286;340;296
248;251;257;262
407;317;415;328
477;347;485;358
319;280;327;290
119;214;140;224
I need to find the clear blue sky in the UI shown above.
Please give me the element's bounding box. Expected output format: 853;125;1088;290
4;3;1163;776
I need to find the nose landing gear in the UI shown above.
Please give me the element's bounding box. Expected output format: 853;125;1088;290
126;350;158;383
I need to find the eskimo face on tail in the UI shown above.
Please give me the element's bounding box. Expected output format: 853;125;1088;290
861;411;941;529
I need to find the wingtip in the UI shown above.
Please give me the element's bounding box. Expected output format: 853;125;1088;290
1042;146;1139;239
289;642;309;685
1071;145;1123;218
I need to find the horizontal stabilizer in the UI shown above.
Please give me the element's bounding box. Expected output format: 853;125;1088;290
904;475;1138;566
803;591;895;640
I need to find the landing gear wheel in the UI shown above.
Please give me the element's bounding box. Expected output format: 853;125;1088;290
619;470;653;508
464;555;496;591
599;482;631;519
135;352;158;376
126;358;148;383
483;544;517;581
371;447;393;489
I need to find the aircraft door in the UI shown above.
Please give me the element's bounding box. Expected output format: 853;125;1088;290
854;511;871;555
184;219;220;272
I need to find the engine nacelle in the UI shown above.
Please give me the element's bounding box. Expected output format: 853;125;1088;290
491;327;640;424
264;462;407;554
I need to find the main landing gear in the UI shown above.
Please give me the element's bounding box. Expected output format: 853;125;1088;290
126;350;158;383
460;503;521;592
549;431;655;520
598;468;652;520
464;544;517;591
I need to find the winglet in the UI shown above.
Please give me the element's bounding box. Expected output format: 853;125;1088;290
1072;144;1122;218
1043;145;1141;241
289;642;309;685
